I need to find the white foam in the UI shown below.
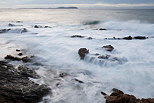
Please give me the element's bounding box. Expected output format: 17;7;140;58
0;20;154;103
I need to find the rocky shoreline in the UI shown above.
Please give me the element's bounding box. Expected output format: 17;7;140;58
101;88;154;103
0;47;51;103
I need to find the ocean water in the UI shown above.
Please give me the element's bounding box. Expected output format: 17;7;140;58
0;9;154;103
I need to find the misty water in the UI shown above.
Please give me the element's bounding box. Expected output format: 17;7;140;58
0;9;154;103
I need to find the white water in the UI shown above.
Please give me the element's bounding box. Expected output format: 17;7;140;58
0;9;154;103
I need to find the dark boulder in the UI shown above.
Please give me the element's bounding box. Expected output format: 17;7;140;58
0;62;50;103
101;88;154;103
99;28;107;30
123;36;133;40
87;37;93;40
134;36;147;39
8;23;16;26
71;35;85;38
78;48;89;59
98;55;110;59
5;55;32;63
102;45;114;51
0;29;11;33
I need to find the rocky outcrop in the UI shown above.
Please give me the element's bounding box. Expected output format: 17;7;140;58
8;23;23;27
33;25;51;28
105;36;148;40
101;88;154;103
0;29;11;33
70;35;85;38
5;55;32;63
102;45;114;51
78;48;89;59
0;61;50;103
0;28;28;34
78;48;127;65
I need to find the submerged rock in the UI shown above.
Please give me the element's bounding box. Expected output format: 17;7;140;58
8;23;23;27
101;88;154;103
0;29;11;33
71;35;85;38
102;45;114;51
0;61;50;103
123;36;133;40
105;36;148;40
34;25;51;28
78;48;89;59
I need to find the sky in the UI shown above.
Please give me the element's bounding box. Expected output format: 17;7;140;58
0;0;154;9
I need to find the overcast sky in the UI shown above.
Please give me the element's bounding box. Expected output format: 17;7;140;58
0;0;154;8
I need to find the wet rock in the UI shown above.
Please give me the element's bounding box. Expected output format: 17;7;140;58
34;25;51;28
134;36;147;39
16;49;21;52
21;28;28;33
59;72;68;78
8;23;15;26
18;53;23;56
8;23;23;27
98;55;110;59
99;28;107;30
0;62;50;103
22;56;32;62
87;37;93;40
5;55;32;63
101;89;154;103
123;36;133;40
71;35;85;38
102;45;114;51
0;29;11;33
78;48;89;59
110;88;124;96
74;78;84;83
5;55;21;61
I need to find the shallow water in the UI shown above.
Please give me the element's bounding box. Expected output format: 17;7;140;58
0;9;154;103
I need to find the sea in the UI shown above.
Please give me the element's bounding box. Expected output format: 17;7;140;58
0;9;154;103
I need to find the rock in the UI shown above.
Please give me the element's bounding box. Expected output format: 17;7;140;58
98;55;110;59
18;53;23;56
74;78;84;83
34;25;51;28
0;29;11;33
87;37;93;40
22;56;32;62
59;72;68;78
16;49;21;52
5;55;32;63
102;45;114;51
134;36;147;39
71;35;85;38
123;36;133;40
99;28;107;30
34;25;40;28
8;23;15;26
78;48;89;59
17;65;39;78
8;23;23;27
0;62;50;103
110;88;124;96
21;28;28;33
101;89;154;103
5;55;21;61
